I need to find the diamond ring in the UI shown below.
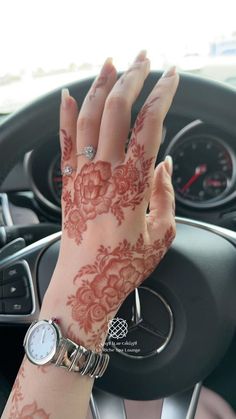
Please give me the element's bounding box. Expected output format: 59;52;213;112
76;145;97;161
62;165;74;176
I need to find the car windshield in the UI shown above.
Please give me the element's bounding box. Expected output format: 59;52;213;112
1;0;236;113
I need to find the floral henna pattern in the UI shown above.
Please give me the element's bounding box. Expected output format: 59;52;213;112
10;363;25;418
89;75;108;100
60;129;74;207
61;129;72;163
64;137;154;244
9;361;50;419
16;402;50;419
63;189;74;217
132;95;160;139
67;226;175;350
62;95;160;245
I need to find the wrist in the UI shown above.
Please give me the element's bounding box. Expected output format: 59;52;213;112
40;281;117;352
24;318;110;379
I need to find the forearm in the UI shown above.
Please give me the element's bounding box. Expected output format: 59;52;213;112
1;274;96;419
2;218;174;418
1;53;178;419
1;241;124;419
1;356;93;419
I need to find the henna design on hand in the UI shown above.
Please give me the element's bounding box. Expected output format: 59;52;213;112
10;362;25;418
62;95;160;245
89;58;114;100
9;361;50;419
63;137;154;245
15;401;50;419
67;226;175;350
61;129;72;163
89;75;109;100
60;129;75;207
119;62;145;85
132;96;159;138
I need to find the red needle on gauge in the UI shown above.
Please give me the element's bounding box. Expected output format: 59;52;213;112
181;164;207;193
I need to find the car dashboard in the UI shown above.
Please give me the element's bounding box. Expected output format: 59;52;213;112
1;114;236;233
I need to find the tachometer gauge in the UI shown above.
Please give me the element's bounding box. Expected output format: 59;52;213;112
168;135;236;208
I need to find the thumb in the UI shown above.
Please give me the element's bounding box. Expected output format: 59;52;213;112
147;155;176;238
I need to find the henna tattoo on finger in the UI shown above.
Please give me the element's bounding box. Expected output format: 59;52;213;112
60;129;75;207
119;62;146;85
131;96;160;138
89;59;114;100
67;226;175;351
89;75;109;100
61;129;73;163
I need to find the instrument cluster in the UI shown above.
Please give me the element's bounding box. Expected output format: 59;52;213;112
25;119;236;214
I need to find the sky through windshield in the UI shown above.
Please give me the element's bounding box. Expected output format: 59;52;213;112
1;0;236;112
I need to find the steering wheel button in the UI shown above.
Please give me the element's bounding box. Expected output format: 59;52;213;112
3;263;29;284
4;297;32;314
3;280;27;299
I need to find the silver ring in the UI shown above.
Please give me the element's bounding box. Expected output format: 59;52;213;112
76;145;97;161
62;165;74;176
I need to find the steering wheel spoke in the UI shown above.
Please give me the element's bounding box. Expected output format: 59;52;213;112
90;383;202;419
90;388;127;419
160;382;202;419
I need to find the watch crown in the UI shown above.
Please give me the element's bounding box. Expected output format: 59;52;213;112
51;317;60;324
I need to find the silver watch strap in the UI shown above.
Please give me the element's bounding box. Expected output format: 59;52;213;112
54;337;109;378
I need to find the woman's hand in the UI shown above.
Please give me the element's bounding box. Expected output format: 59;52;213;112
41;51;179;351
2;52;180;419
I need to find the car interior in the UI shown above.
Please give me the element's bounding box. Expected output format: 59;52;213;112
0;72;235;418
0;1;236;418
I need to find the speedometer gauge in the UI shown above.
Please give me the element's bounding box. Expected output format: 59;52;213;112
168;135;236;208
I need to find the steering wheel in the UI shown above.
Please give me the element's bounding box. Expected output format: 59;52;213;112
0;72;236;419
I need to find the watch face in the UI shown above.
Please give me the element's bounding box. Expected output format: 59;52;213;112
25;320;58;365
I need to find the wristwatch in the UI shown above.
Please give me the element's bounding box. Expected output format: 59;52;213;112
23;318;109;378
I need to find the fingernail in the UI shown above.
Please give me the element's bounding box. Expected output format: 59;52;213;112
164;155;173;176
100;57;114;77
61;88;70;108
134;50;147;62
162;66;176;78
